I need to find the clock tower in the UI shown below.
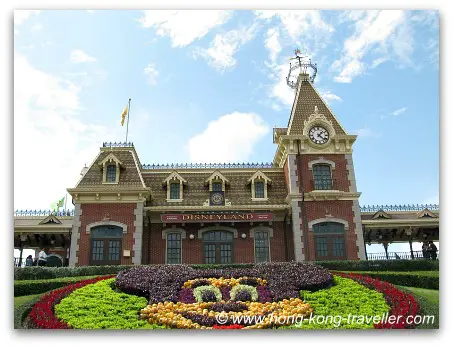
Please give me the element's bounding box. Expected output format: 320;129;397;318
274;51;366;261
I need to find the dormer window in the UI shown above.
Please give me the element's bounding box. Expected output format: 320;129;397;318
254;181;265;198
212;182;223;192
99;153;123;184
106;165;117;183
170;182;180;200
205;170;229;192
163;171;187;202
248;171;271;201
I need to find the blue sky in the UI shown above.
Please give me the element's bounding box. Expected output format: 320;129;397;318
14;10;439;254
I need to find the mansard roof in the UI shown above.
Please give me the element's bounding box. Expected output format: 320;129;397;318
287;75;347;136
76;147;146;188
142;170;287;207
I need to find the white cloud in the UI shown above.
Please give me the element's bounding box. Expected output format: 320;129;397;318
30;23;42;33
70;49;97;63
269;61;297;107
256;10;333;42
356;127;382;138
14;52;113;209
332;10;412;83
264;27;281;64
193;24;258;71
139;10;233;47
144;63;159;85
390;107;407;116
255;10;334;58
14;10;40;26
187;112;269;163
320;90;342;102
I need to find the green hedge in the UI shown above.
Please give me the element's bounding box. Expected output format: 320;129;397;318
311;260;439;272
14;260;439;281
14;275;112;297
334;271;439;290
14;294;44;329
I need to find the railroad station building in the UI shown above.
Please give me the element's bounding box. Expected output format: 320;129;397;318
13;62;439;267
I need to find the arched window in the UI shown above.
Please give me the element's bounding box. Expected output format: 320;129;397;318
312;164;332;190
254;231;270;262
166;233;182;264
90;225;123;265
202;231;234;264
313;222;345;260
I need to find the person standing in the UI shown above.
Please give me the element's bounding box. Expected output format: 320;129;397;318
428;241;438;260
37;248;48;266
25;255;33;266
422;242;429;259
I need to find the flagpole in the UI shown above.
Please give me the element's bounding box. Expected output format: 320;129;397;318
125;98;131;143
64;192;68;212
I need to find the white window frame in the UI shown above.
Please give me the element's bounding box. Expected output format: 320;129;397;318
248;171;272;201
162;228;186;264
163;171;187;202
250;226;273;263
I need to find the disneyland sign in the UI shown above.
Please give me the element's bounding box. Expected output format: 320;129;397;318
161;212;273;223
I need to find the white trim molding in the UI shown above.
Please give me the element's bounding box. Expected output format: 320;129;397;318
205;170;229;192
249;226;274;238
86;221;128;234
308;217;349;231
197;225;238;239
163;171;187;202
99;153;123;184
162;227;187;239
308;158;336;170
162;228;185;264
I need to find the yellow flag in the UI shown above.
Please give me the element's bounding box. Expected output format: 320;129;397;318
121;104;128;126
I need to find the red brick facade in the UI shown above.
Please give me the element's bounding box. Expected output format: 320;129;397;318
77;203;137;266
146;221;289;264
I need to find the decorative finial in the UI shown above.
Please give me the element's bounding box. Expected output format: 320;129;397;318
286;50;317;89
314;106;319;114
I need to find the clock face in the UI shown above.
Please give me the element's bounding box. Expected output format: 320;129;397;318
309;126;329;144
211;192;224;205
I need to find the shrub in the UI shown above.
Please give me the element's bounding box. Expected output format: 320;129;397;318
311;260;438;272
14;275;106;297
333;271;438;290
337;273;420;329
230;285;258;302
283;276;390;329
211;301;248;313
115;262;333;304
54;278;164;329
193;285;222;302
14;294;44;329
27;275;114;329
14;265;135;281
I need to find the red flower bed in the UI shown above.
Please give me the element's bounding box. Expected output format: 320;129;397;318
336;273;419;329
27;275;115;329
213;324;244;329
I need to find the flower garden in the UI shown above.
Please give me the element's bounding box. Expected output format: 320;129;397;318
16;262;431;330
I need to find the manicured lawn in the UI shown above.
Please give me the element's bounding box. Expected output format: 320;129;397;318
399;286;439;304
14;293;43;308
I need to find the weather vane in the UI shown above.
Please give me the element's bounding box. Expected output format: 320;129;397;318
286;48;317;89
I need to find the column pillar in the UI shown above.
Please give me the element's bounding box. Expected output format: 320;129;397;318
383;241;389;260
409;239;414;259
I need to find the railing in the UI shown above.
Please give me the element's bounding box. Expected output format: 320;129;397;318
367;250;438;260
102;142;134;147
360;204;439;213
14;209;74;217
311;179;336;191
141;162;276;170
14;257;35;267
